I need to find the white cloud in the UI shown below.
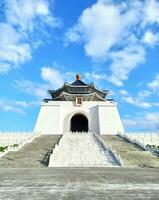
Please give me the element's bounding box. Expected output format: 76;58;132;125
15;79;48;99
41;67;64;88
14;101;39;108
122;96;152;109
144;0;159;24
0;99;39;114
0;100;25;114
66;0;159;86
66;1;142;59
15;67;76;99
0;23;31;73
117;76;159;109
0;0;60;74
84;72;106;82
41;66;83;88
119;89;158;109
14;101;28;108
5;0;58;31
148;74;159;91
123;112;159;130
108;45;145;86
119;90;129;96
137;90;152;99
36;1;50;15
143;31;159;46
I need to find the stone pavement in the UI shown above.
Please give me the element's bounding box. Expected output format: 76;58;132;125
0;168;159;200
101;135;159;167
0;135;62;168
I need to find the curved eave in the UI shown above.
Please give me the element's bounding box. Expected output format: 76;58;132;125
48;82;109;98
64;82;93;88
53;91;106;101
65;82;109;94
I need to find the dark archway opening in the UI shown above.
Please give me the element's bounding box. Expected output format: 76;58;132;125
71;114;88;132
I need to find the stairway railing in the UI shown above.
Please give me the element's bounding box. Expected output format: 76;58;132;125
93;132;123;166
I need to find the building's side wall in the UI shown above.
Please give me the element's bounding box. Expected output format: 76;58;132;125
98;105;124;135
34;101;124;135
34;104;61;134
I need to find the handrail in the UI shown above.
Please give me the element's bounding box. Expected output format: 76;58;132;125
93;132;123;166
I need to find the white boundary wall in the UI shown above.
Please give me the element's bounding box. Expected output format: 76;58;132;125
34;101;124;135
123;132;159;146
0;132;40;157
0;132;35;146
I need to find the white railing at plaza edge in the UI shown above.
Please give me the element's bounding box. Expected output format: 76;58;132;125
0;132;41;157
119;131;159;146
118;132;159;154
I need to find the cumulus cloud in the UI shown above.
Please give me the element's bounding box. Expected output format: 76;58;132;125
0;0;60;74
66;1;141;59
0;23;31;73
41;67;64;88
41;66;81;88
5;0;59;31
66;0;159;86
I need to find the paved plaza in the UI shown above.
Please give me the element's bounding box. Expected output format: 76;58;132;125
0;167;159;200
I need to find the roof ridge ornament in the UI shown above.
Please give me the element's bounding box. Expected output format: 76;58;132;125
76;74;80;80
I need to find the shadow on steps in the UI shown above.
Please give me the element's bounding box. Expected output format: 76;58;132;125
39;135;62;167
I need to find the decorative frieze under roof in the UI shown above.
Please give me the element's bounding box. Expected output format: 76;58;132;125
47;74;111;101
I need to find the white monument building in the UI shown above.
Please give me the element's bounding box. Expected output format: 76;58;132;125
34;75;124;135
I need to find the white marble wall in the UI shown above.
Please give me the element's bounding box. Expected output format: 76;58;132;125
34;100;124;135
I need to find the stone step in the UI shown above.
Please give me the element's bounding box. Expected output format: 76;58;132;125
101;135;159;167
0;134;62;168
49;133;119;167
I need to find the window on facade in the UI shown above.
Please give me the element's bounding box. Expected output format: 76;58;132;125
76;97;83;106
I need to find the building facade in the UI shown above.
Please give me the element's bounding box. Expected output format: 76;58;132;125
34;75;124;135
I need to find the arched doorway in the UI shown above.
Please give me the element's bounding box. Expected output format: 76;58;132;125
71;114;88;132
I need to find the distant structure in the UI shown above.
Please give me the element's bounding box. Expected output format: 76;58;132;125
34;74;124;134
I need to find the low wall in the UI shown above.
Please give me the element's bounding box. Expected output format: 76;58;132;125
122;132;159;146
0;132;36;146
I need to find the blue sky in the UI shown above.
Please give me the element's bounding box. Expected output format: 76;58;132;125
0;0;159;132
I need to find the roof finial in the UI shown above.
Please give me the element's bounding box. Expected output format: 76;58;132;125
76;74;80;80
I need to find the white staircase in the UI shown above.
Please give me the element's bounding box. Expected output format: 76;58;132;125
49;132;120;167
